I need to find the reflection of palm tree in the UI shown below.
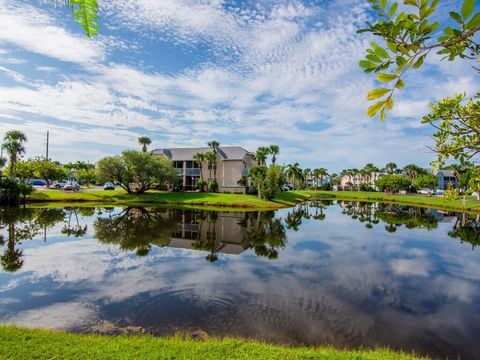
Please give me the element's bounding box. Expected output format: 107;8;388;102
449;216;480;250
285;207;304;231
247;212;287;259
0;225;24;272
385;223;397;233
62;208;88;237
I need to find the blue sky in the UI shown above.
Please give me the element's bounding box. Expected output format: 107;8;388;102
0;0;478;171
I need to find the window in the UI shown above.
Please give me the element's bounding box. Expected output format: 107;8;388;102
185;161;194;168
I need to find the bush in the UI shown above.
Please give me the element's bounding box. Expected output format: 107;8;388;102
359;183;376;192
319;182;332;191
208;179;218;192
445;182;460;200
375;175;410;193
197;179;206;192
0;178;33;204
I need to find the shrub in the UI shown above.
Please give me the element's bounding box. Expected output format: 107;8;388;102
208;179;218;192
197;179;206;192
359;183;376;192
375;174;410;193
319;182;332;191
413;174;438;191
445;182;460;200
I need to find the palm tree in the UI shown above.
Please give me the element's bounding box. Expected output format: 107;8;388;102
2;130;27;180
207;140;220;154
384;162;398;174
269;145;280;164
362;163;379;184
315;168;328;188
253;147;269;166
286;163;302;189
303;168;311;189
204;152;216;182
193;152;206;183
138;136;151;153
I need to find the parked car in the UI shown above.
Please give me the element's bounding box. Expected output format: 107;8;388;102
418;189;434;195
52;180;67;189
29;179;46;186
281;184;294;191
103;182;115;190
63;181;80;191
435;189;445;195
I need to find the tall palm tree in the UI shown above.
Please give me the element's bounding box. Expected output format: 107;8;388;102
269;145;280;164
193;152;206;183
253;147;269;166
303;168;311;189
316;168;328;187
362;163;379;184
138;136;151;153
207;140;220;154
286;163;302;189
204;152;216;182
2;130;27;180
384;162;398;174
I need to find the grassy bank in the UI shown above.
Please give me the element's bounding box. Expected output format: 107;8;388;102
27;190;311;210
308;190;480;212
0;326;427;360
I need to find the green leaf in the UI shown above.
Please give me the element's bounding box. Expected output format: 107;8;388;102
389;2;398;17
467;13;480;28
359;60;375;69
377;73;398;82
368;88;390;100
366;54;382;63
395;79;405;89
403;0;417;6
374;46;390;59
385;96;393;109
380;108;386;121
367;101;385;117
461;0;475;19
70;0;100;37
381;0;387;10
449;11;463;24
413;54;426;69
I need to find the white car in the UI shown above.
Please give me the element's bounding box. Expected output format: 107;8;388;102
52;180;67;189
64;181;80;191
418;189;434;195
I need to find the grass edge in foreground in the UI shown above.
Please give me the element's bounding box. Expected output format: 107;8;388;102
0;325;428;360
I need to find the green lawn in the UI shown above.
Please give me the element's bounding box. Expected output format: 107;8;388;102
27;189;311;210
307;190;480;212
0;326;427;360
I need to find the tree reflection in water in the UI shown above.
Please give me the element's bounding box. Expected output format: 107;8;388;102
247;212;287;259
0;208;66;272
449;214;480;250
94;207;176;256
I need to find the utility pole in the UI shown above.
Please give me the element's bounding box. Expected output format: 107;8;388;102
46;131;49;161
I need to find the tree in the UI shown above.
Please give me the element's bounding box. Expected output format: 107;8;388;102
253;147;270;166
375;174;411;193
362;163;380;184
402;164;427;182
2;130;27;180
77;167;96;186
96;150;177;194
29;158;66;186
384;162;398;174
422;94;480;168
359;0;480;121
303;168;311;189
204;151;217;182
138;136;152;153
286;163;302;189
193;152;206;190
247;212;287;260
413;174;438;191
269;145;280;164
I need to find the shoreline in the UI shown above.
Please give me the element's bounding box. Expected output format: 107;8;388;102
0;325;427;360
307;190;480;213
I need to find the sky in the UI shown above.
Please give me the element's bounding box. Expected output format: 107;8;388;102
0;0;478;171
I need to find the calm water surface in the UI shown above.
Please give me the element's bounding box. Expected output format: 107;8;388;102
1;201;479;359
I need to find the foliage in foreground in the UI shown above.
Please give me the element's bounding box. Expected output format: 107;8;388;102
0;325;427;360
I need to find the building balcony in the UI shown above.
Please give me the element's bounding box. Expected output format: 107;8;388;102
176;168;201;176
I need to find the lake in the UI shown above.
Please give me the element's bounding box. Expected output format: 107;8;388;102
0;201;479;359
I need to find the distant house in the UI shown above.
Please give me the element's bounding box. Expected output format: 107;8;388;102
339;172;385;189
436;170;458;190
152;146;255;193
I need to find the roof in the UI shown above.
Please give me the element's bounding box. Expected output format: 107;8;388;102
152;146;251;161
437;170;457;177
